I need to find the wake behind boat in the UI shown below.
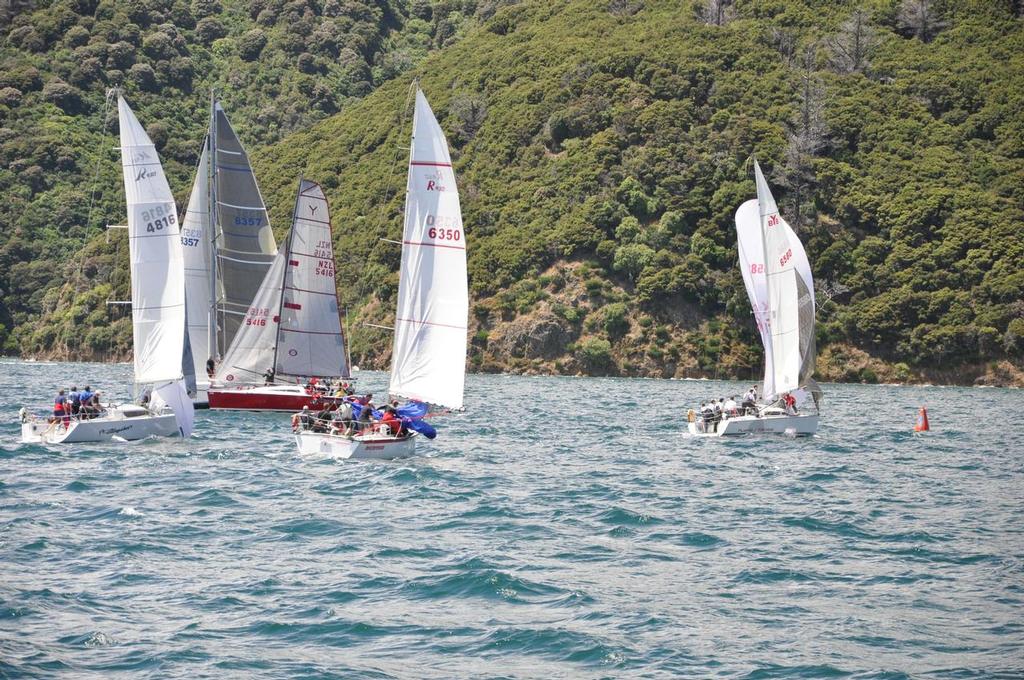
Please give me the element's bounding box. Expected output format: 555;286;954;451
20;94;193;443
296;87;468;460
689;159;820;438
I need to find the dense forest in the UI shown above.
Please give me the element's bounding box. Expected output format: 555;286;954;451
2;0;1024;386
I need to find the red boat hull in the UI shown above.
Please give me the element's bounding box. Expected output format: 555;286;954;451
208;386;342;412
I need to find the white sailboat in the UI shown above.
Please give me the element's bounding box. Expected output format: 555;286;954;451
21;95;194;443
208;178;351;411
180;96;277;405
689;159;820;437
296;88;468;460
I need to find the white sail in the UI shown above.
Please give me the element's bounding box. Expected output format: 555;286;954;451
118;96;186;387
735;198;774;397
214;252;284;385
215;179;348;385
388;89;468;410
151;381;194;437
754;160;816;399
181;144;213;382
275;180;349;379
212;103;277;357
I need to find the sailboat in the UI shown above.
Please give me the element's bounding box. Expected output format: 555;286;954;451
689;159;820;437
21;95;194;443
295;88;468;460
180;96;277;405
207;178;352;411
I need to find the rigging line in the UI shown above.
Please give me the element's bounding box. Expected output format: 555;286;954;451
361;80;417;302
88;88;117;253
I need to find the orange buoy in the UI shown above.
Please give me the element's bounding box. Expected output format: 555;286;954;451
914;406;930;432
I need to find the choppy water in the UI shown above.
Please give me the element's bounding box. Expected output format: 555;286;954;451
1;360;1022;678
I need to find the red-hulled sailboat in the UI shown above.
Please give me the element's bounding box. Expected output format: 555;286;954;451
208;178;351;411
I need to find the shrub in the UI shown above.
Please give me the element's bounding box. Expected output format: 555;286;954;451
602;302;629;339
576;337;613;370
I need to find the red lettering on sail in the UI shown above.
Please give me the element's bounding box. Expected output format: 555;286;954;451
767;214;779;227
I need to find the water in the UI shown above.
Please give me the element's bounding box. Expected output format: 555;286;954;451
1;360;1022;678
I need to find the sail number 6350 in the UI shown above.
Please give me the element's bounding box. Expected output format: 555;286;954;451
426;215;461;241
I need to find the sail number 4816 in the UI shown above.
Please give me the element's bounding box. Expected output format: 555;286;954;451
141;206;175;233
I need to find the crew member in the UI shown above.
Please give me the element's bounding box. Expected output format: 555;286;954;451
206;357;216;378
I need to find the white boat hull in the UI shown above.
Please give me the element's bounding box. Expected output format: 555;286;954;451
295;430;417;460
688;413;819;437
21;406;181;444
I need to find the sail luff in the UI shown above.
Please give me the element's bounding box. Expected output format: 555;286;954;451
387;89;468;410
117;95;186;386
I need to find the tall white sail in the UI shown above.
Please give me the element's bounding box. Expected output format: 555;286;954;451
181;143;213;382
275;180;349;379
118;96;187;386
735;198;774;397
212;103;277;357
388;90;468;410
215;179;348;384
754;160;816;399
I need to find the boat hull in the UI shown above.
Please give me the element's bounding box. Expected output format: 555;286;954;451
295;431;417;460
688;413;819;437
21;408;180;444
208;385;341;412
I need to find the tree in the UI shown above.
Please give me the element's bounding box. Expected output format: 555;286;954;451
449;93;487;145
697;0;734;26
898;0;945;42
826;8;878;74
783;48;828;227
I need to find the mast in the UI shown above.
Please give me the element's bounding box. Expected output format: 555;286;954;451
207;89;219;361
270;177;301;379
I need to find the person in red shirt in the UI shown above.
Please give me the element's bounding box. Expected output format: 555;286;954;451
379;405;401;436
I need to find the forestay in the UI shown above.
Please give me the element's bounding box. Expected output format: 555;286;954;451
212;104;277;356
215;179;348;384
118;96;187;387
753;160;816;399
388;90;468;411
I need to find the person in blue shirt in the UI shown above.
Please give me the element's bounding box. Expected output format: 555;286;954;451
78;386;95;419
68;386;81;417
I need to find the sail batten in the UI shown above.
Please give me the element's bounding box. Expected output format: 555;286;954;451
387;90;468;411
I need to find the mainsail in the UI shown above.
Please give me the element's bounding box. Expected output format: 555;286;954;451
735;198;774;396
751;159;816;400
215;179;349;384
388;89;468;410
180;100;277;381
117;94;194;435
117;96;187;387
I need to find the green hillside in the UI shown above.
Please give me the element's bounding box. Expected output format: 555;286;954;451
0;0;505;356
5;0;1024;386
